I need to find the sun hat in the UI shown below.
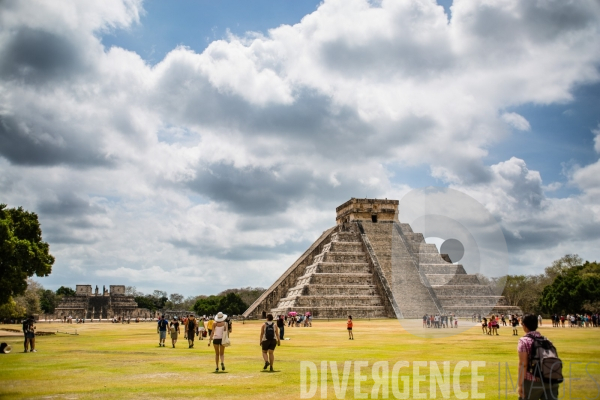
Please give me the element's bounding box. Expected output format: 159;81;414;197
214;312;227;322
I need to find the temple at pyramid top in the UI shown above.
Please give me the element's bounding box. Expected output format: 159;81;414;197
243;198;520;319
335;198;399;225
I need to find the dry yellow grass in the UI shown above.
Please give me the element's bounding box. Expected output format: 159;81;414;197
0;319;598;399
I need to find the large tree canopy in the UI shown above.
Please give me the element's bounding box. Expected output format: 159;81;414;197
539;261;600;313
0;204;54;305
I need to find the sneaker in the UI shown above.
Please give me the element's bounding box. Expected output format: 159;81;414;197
264;361;270;370
215;368;219;372
270;367;274;372
221;362;225;371
24;350;28;353
31;350;37;352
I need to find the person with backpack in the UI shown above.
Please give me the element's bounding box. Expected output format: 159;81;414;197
260;314;280;372
169;316;180;348
517;314;562;400
185;314;198;349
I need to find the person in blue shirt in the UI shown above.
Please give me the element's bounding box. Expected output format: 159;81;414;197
157;315;169;347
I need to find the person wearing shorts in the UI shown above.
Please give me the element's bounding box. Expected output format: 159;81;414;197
347;315;353;340
186;314;197;349
260;314;280;372
209;312;229;372
157;315;168;347
169;317;180;348
23;316;36;353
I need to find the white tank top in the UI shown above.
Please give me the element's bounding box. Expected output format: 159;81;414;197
213;324;225;339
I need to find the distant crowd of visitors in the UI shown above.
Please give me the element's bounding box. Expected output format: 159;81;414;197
422;314;458;328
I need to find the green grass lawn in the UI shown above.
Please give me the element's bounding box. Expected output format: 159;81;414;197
0;319;598;399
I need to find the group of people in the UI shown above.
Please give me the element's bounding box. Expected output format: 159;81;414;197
157;312;281;372
480;314;523;336
157;313;234;349
422;314;458;328
550;313;600;327
286;314;312;327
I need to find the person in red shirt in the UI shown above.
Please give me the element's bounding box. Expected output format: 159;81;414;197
347;316;354;340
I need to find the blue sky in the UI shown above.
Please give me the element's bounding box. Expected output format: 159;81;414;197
1;0;599;296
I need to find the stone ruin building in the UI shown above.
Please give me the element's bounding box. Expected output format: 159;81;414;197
54;284;149;319
243;198;521;319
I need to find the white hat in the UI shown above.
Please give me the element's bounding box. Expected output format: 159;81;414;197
214;312;227;322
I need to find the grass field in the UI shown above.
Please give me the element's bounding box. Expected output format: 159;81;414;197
0;319;598;399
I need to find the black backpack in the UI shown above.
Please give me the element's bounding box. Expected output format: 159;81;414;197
528;335;564;384
265;322;275;340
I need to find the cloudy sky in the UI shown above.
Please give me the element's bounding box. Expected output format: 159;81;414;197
1;0;599;297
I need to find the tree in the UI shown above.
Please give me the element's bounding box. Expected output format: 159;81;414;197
169;293;184;307
0;297;26;319
544;254;582;282
218;287;265;308
56;286;76;297
218;292;248;315
40;289;58;314
14;278;42;316
125;286;142;296
193;295;222;316
134;295;156;311
539;261;600;313
0;204;54;305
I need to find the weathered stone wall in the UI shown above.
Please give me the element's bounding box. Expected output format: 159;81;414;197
242;227;336;319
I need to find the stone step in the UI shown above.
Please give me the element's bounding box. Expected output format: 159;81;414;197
403;232;425;242
305;262;371;275
279;295;383;308
409;243;438;254
323;252;368;263
431;285;493;296
299;273;373;286
328;242;364;253
426;274;480;285
416;253;452;264
419;265;467;274
437;296;507;307
302;285;378;296
397;223;414;234
271;306;388;319
331;232;362;242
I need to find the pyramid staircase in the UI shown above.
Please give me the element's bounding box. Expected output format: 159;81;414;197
395;223;521;317
271;226;388;318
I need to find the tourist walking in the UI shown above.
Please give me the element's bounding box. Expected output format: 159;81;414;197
22;315;36;353
481;317;488;335
198;317;206;340
517;314;561;399
208;312;229;372
157;315;169;347
347;315;354;340
207;316;215;337
537;314;543;327
169;316;180;348
260;314;280;372
186;314;197;348
277;315;285;339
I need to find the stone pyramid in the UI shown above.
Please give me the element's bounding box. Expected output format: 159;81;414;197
243;198;521;319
